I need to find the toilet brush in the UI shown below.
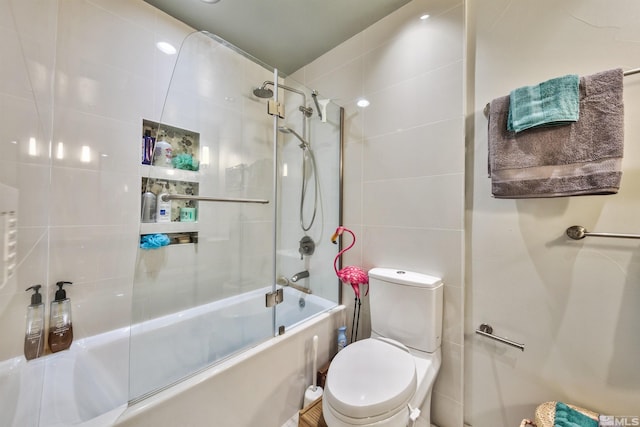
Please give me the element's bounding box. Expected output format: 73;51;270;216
303;335;323;407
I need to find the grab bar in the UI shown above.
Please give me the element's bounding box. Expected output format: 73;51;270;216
566;225;640;240
475;323;525;351
281;282;312;294
276;276;312;294
161;194;269;204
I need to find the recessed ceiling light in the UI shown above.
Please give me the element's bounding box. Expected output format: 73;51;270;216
420;14;430;20
156;41;177;55
201;0;221;3
356;98;370;108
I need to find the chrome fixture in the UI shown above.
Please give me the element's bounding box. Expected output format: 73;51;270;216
277;275;312;294
161;194;268;204
253;81;313;117
475;323;525;351
566;225;640;240
290;270;309;282
278;126;309;149
298;235;315;259
311;90;322;120
265;288;284;307
278;126;319;232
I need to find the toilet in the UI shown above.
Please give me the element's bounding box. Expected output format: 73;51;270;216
323;268;443;427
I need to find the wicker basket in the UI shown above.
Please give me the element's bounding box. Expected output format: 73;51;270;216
520;401;599;427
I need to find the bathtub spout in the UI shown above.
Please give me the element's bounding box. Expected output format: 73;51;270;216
290;271;309;282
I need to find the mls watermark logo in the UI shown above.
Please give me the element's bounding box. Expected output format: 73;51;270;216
599;415;640;426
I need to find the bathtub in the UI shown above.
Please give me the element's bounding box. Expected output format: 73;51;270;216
0;286;340;427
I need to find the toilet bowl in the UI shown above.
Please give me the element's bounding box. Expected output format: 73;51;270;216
323;337;441;427
323;268;443;427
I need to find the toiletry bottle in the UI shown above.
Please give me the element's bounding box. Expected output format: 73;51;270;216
337;326;347;351
156;184;171;223
48;281;73;353
24;285;45;360
153;137;172;167
142;130;155;165
141;191;157;222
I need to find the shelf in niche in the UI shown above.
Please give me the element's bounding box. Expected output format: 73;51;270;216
140;222;199;235
140;164;199;183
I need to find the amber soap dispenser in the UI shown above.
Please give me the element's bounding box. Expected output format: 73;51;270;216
48;281;73;353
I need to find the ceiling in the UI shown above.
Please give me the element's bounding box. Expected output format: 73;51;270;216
144;0;411;75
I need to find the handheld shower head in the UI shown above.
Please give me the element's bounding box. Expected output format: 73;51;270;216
279;126;319;233
278;126;309;149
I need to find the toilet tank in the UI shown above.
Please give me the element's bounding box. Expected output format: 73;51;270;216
368;268;443;353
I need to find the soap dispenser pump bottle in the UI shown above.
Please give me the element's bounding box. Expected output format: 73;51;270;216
24;285;45;360
156;183;172;223
48;281;73;353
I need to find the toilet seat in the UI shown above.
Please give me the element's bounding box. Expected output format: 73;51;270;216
324;338;417;421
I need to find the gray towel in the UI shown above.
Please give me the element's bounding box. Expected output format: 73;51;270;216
488;68;624;198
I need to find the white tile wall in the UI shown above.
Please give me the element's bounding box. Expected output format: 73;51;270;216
295;1;465;426
0;0;194;357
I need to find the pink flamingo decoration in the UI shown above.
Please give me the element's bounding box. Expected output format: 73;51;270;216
331;226;368;342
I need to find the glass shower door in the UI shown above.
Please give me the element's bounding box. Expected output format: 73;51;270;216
274;74;342;332
129;31;277;401
0;1;55;425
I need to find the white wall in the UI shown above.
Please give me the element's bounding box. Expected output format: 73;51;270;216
466;0;640;425
293;1;466;426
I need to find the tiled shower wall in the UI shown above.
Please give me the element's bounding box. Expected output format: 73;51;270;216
0;0;274;359
0;0;187;361
292;1;466;426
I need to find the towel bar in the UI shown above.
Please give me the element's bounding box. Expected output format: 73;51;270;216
623;67;640;77
161;194;269;204
566;225;640;240
484;67;640;118
475;323;525;351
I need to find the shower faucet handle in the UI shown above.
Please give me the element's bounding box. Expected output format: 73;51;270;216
298;236;315;259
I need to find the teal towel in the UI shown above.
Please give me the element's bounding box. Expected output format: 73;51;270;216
507;74;579;133
554;402;598;427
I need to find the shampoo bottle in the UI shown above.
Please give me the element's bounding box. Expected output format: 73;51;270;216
142;130;155;165
24;285;45;360
48;281;73;353
156;184;171;223
153;138;172;167
141;191;156;222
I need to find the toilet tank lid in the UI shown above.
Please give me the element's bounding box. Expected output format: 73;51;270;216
368;268;442;288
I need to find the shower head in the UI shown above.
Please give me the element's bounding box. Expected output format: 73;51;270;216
278;126;309;149
253;81;313;117
253;85;274;98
